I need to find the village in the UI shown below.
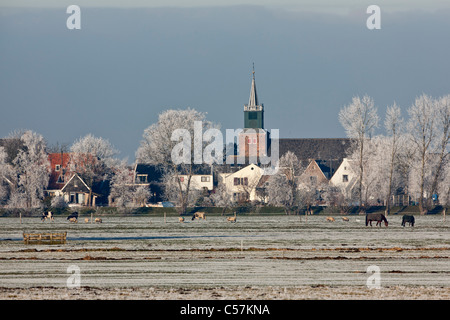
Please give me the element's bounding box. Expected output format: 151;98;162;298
0;71;447;218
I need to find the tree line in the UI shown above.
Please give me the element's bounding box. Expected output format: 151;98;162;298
0;94;448;215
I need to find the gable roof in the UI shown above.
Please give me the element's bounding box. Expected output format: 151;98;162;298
48;153;72;189
268;138;354;178
275;138;353;162
61;174;91;193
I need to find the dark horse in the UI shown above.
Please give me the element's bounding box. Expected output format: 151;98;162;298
401;215;415;227
366;213;388;227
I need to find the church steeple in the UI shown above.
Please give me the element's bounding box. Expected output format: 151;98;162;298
244;64;264;129
248;64;258;107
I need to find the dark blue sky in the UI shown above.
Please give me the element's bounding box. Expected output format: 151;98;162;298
1;3;450;162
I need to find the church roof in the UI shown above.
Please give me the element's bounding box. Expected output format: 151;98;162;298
269;138;355;178
244;66;263;111
248;74;258;107
275;138;353;162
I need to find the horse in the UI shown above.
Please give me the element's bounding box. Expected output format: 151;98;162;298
179;217;185;223
41;211;53;222
342;217;349;222
227;213;237;223
365;213;388;227
67;212;78;223
326;217;335;222
95;218;102;223
401;215;415;227
192;212;206;220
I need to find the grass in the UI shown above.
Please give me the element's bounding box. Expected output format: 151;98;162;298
0;205;446;218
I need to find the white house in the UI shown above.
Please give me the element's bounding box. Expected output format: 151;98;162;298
329;158;358;196
178;173;213;193
218;163;264;202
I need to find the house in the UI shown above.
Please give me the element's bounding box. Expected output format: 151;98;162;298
48;173;98;206
298;159;330;188
177;174;214;194
46;152;107;206
62;174;97;206
329;158;359;196
218;163;264;202
47;152;72;193
133;164;164;203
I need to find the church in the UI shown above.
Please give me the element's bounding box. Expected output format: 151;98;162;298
235;66;353;179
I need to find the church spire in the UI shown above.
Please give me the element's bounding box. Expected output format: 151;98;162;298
248;63;258;107
244;63;264;129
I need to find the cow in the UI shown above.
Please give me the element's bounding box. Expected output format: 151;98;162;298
41;211;54;222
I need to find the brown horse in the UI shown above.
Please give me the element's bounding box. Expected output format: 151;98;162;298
365;213;388;227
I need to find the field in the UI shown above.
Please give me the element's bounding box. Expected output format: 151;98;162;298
0;213;449;299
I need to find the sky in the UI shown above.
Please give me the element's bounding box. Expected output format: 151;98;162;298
1;1;450;162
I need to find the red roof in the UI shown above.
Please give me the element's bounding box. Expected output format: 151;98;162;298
48;153;72;190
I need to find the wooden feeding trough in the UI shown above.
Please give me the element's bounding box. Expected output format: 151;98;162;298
23;232;67;244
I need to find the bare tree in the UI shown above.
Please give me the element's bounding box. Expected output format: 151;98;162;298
429;95;450;207
384;103;404;215
210;184;236;215
5;130;50;208
339;95;379;211
136;108;218;215
406;94;438;214
109;161;135;208
267;151;303;215
267;173;294;214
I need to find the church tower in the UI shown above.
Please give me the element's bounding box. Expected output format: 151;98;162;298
244;66;264;129
238;65;268;162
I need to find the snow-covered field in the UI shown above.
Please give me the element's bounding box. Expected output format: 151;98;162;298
0;214;449;299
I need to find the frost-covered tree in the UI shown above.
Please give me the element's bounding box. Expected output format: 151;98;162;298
406;94;439;214
210;184;236;215
267;151;303;215
51;195;68;209
136;108;219;214
383;103;404;215
267;173;294;214
70;134;119;206
109;161;135;207
339;95;379;209
162;169;201;212
133;185;151;207
0;147;11;205
429;95;450;206
5;130;50;208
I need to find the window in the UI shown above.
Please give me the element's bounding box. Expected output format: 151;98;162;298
249;111;257;120
310;176;317;184
57;175;64;183
234;177;248;186
201;176;210;182
343;175;348;183
248;137;252;144
179;177;184;182
55;165;61;172
253;138;257;144
137;174;148;183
